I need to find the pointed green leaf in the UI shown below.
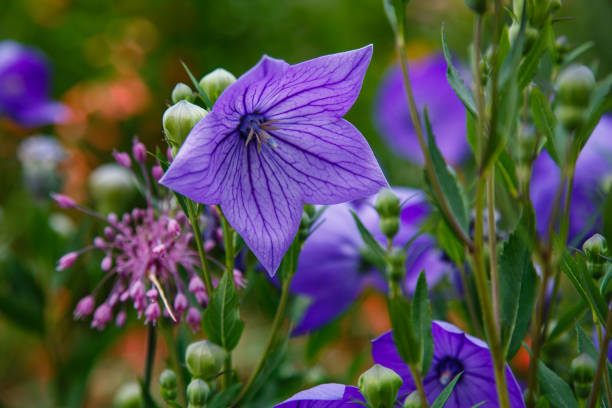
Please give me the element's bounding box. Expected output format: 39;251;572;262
180;60;213;110
208;383;242;408
530;87;558;162
518;23;550;90
388;295;419;365
350;210;387;270
413;271;433;374
431;372;463;408
538;360;579;408
548;300;587;342
202;271;245;351
441;26;476;116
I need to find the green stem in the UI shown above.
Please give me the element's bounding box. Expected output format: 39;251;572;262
186;200;214;295
395;37;474;252
233;271;295;406
143;324;157;408
457;262;483;338
160;326;186;405
588;303;612;408
409;363;429;408
487;173;501;332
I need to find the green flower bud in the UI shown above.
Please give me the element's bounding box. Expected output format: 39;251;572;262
570;353;595;400
185;339;228;379
549;0;561;13
186;379;210;407
403;392;423;408
171;82;194;104
113;382;142;408
583;233;608;279
358;364;403;408
88;163;137;215
387;247;407;283
160;369;178;401
557;64;596;106
555;104;585;131
380;218;400;239
376;189;401;218
163;100;207;154
464;0;487;14
199;68;236;104
555;36;571;63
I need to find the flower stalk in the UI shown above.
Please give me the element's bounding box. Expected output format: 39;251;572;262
143;324;157;408
587;302;612;408
186;200;214;296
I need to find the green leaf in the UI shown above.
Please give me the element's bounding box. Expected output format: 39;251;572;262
548;300;587;342
436;219;465;264
441;26;477;116
500;223;538;358
576;324;612;407
561;251;608;324
412;271;433;374
496;151;519;199
537;360;579;408
388;295;419;365
202;271;245;351
576;73;612;153
350;210;387;270
562;42;595;67
382;0;406;39
430;372;463;408
498;6;526;91
423;109;469;234
471;403;487;408
604;191;612;250
518;22;550;89
208;383;242;408
530;87;558;161
180;60;213;110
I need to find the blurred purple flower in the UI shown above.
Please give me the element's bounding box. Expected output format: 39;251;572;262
275;383;365;407
160;45;387;275
54;139;206;330
374;54;469;165
530;115;612;243
372;321;525;407
290;188;450;335
0;41;68;127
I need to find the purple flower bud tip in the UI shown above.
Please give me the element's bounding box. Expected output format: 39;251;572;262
104;226;114;239
152;165;163;181
174;293;189;312
51;193;77;209
152;244;166;255
189;276;206;293
112;150;132;168
233;269;247;288
168;219;181;236
146;288;158;299
107;213;118;224
130;281;145;299
166;146;173;162
91;304;112;330
144;302;161;324
186;307;201;332
94;237;106;248
101;256;112;271
74;296;95;319
132;140;147;163
57;252;79;270
115;310;127;327
204;239;216;252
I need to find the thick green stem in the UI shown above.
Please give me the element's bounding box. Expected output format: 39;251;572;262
187;201;214;295
487;173;501;332
143;324;157;408
160;326;186;405
409;363;429;408
233;272;295;406
217;208;236;389
588;303;612;408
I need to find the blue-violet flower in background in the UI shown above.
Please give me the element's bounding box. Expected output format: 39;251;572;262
275;383;365;407
0;40;68;127
290;188;449;335
160;45;387;275
374;53;469;165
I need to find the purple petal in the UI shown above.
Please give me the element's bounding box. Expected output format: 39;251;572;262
260;45;373;121
268;118;388;204
275;384;365;407
374;54;469;165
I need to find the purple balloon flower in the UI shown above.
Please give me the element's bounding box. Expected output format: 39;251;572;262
0;40;68;127
161;46;387;275
275;383;365;408
374;54;469;165
372;320;525;407
530;115;612;242
290;188;450;335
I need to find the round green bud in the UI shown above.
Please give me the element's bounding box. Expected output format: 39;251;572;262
358;364;403;408
163;100;207;154
199;68;236;104
380;217;400;239
88;163;137;215
113;382;142;408
185;339;228;379
171;82;194;104
159;369;177;401
375;189;401;218
464;0;487;14
387;247;407;283
403;392;423;408
555;104;585;131
557;64;596;106
549;0;562;13
186;378;210;406
583;233;608;260
571;353;596;383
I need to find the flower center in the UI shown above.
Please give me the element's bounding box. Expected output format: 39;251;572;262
436;357;464;386
238;113;278;153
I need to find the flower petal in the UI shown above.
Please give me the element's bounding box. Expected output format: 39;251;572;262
267;118;387;204
220;143;303;275
258;45;373;121
275;384;364;407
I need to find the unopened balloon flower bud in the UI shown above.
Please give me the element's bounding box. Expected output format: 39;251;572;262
555;104;585;131
160;369;178;401
171;82;194;104
557;64;596;107
112;382;142;408
583;233;608;279
570;353;595;400
387;247;407;283
186;378;210;407
185;339;228;379
358;364;403;408
375;189;401;218
163;100;207;154
403;392;422;408
199;68;236;104
464;0;486;14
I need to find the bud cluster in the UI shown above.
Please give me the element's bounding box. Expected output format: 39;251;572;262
555;64;595;130
583;233;608;280
570;353;595;400
375;189;401;240
358;364;403;408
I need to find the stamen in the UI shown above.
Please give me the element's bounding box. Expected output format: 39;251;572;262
149;272;177;322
